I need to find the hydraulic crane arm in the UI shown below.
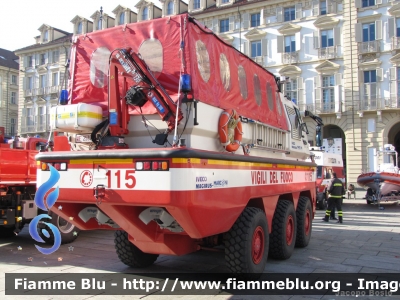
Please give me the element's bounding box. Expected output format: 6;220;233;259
108;48;183;138
302;110;324;126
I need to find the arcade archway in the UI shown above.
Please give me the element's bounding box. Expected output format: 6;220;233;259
388;122;400;154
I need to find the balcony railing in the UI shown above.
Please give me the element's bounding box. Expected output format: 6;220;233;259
20;125;36;134
23;85;62;99
46;86;61;94
37;123;47;132
384;97;400;109
301;98;400;116
318;46;337;59
358;40;380;54
35;88;45;96
392;37;400;50
252;56;264;65
24;89;34;97
282;51;299;64
297;102;340;115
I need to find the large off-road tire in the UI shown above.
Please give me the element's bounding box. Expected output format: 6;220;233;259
269;200;296;260
114;230;159;268
295;196;312;248
40;212;80;245
0;226;16;238
224;207;269;275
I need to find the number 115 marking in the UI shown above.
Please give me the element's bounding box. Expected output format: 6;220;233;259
105;170;136;189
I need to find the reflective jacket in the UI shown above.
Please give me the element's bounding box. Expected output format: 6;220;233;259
328;178;345;198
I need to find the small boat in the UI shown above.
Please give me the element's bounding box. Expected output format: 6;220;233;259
357;144;400;204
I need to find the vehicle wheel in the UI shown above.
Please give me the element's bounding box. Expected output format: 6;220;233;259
40;212;80;245
269;200;296;260
295;196;312;248
224;207;268;275
114;230;159;268
316;193;326;210
0;226;16;238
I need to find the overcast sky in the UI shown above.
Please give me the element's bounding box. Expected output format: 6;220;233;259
0;0;153;52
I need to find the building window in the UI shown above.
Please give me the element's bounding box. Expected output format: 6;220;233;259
363;70;377;105
396;19;400;37
10;118;15;136
142;7;149;20
11;75;17;84
11;92;16;104
322;75;335;112
40;75;46;88
397;68;400;97
167;1;174;15
363;22;375;41
320;0;327;15
52;73;59;86
38;106;45;127
27;108;34;126
193;0;200;9
367;118;376;132
321;29;334;47
364;70;377;84
222;0;230;3
97;19;102;30
77;22;82;34
251;41;261;58
28;56;33;67
285;35;296;52
43;30;49;42
119;12;125;24
40;53;46;65
362;0;375;7
284;6;296;22
251;13;260;27
285;80;298;103
220;19;229;33
27;77;33;90
52;50;59;63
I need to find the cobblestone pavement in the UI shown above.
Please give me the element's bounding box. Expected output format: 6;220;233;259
0;198;399;300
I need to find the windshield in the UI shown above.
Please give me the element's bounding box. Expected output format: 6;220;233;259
317;166;323;179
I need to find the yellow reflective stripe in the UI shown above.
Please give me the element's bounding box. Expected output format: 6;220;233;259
333;183;342;186
51;111;102;120
330;195;342;198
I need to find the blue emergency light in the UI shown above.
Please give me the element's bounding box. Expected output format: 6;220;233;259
180;74;191;93
60;89;68;105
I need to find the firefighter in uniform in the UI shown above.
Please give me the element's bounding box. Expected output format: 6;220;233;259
322;172;345;223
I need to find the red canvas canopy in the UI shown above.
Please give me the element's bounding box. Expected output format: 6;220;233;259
69;13;288;131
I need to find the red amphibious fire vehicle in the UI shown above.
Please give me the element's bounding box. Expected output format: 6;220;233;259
36;14;317;275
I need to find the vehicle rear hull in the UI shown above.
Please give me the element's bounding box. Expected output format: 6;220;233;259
37;148;316;255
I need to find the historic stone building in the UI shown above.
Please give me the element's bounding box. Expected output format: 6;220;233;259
14;25;72;139
0;48;19;136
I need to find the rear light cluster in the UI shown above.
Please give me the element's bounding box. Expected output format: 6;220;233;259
135;161;169;171
41;162;67;171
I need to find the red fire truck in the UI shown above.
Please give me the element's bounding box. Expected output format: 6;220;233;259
309;148;345;209
0;127;79;243
36;14;316;275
